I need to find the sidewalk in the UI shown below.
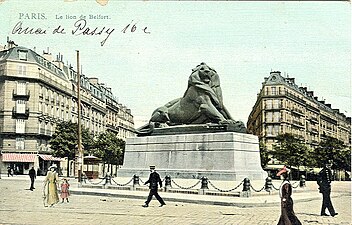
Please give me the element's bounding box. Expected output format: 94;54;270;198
2;175;349;208
69;177;349;207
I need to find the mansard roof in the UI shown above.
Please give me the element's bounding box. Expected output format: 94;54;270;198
262;71;349;120
0;46;68;81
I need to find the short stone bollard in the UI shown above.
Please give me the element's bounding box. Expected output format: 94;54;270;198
240;178;251;197
103;173;111;188
265;177;273;194
164;175;172;191
299;175;306;187
81;173;87;184
199;176;209;195
201;177;209;189
132;174;140;191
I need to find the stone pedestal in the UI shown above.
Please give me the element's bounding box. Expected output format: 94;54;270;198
118;132;267;181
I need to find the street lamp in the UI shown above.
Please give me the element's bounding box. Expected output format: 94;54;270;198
75;50;84;183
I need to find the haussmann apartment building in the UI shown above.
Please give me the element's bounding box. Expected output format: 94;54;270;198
247;71;351;173
0;39;135;176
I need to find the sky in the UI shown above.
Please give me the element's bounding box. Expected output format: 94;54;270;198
0;0;350;128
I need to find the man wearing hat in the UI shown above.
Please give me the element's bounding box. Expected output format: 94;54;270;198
142;165;166;207
317;161;338;217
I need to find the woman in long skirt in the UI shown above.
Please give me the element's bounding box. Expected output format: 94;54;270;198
43;165;59;207
277;166;302;225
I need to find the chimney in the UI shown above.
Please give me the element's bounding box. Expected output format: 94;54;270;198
270;71;281;76
88;78;99;84
307;91;314;97
7;37;17;48
42;51;53;62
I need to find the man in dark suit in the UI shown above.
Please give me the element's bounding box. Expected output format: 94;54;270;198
29;167;36;191
317;161;338;217
142;165;166;207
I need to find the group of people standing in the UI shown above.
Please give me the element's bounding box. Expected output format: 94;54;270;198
276;162;338;225
27;165;70;207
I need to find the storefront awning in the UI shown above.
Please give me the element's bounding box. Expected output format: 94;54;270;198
38;154;62;161
2;153;36;162
265;164;321;173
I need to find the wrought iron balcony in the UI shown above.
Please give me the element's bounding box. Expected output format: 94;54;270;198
12;89;30;100
12;107;29;118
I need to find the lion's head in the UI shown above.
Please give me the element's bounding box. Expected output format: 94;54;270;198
189;62;218;86
191;62;217;84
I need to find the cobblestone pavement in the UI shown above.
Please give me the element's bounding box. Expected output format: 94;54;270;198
0;177;350;225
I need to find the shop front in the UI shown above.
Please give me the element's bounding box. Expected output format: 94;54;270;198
1;153;63;176
1;153;37;175
38;154;62;176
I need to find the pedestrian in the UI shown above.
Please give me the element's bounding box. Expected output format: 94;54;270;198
276;166;302;225
60;178;70;203
43;165;59;207
7;166;11;177
142;165;166;207
317;161;338;217
29;167;36;191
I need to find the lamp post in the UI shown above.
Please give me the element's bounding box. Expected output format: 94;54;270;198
75;50;84;183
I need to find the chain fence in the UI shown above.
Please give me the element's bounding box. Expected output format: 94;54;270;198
171;179;201;189
111;177;134;186
84;177;105;185
250;183;266;192
291;181;300;189
208;180;243;192
81;174;305;196
271;183;280;191
138;177;145;184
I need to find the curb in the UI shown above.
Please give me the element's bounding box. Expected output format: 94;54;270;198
70;189;331;208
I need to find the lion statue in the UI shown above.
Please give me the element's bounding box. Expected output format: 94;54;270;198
137;62;246;134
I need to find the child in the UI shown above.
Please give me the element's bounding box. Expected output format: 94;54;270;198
60;178;70;203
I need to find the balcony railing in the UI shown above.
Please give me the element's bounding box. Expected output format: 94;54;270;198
12;107;29;118
292;108;304;116
292;120;304;127
311;127;318;133
12;89;30;100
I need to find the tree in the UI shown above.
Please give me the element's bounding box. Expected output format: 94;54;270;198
271;133;310;178
92;131;125;174
50;121;77;162
314;136;350;171
49;121;94;176
259;141;270;168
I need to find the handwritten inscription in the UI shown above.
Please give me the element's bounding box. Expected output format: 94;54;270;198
11;19;150;47
12;21;47;35
72;19;115;46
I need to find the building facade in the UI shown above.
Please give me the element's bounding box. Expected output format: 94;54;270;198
0;40;135;175
247;71;351;154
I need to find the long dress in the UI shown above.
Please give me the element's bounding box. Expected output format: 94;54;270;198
43;171;59;206
60;182;70;199
277;180;302;225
